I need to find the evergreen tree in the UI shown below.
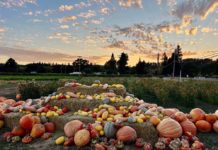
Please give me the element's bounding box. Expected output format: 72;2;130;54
117;52;128;74
161;52;168;75
4;58;18;72
135;58;146;74
104;53;117;74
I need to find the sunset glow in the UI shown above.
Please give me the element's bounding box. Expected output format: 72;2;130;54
0;0;217;66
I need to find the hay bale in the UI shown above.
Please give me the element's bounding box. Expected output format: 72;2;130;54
57;85;126;96
47;99;134;112
3;113;24;129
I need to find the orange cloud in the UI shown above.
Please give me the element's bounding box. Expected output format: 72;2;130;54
78;10;96;18
201;27;215;33
60;25;69;29
185;27;198;35
58;16;77;23
119;0;143;8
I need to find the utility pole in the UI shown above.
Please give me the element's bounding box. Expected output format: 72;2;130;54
172;48;176;78
157;53;160;75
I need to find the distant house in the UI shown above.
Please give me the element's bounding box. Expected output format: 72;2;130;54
69;72;82;75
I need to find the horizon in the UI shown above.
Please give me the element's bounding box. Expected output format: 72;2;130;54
0;0;218;66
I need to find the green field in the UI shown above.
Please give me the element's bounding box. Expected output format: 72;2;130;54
0;75;79;80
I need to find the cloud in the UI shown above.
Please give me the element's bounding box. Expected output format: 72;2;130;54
0;28;5;32
0;19;5;23
33;19;42;23
171;0;218;20
185;27;198;35
118;0;143;8
48;32;75;44
59;5;74;11
60;25;69;29
183;51;197;57
0;0;37;8
100;8;110;15
104;41;129;50
78;10;96;18
58;16;77;23
90;19;102;24
201;27;215;33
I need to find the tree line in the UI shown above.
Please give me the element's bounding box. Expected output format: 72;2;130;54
0;45;217;77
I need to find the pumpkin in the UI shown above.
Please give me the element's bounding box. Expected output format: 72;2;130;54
174;112;186;122
4;99;16;106
157;118;182;138
0;97;7;102
130;106;138;113
163;108;178;117
22;135;32;144
41;132;52;140
64;137;74;146
213;120;218;133
12;126;26;137
44;122;55;133
3;132;13;140
33;116;41;124
30;124;45;138
64;120;83;137
16;94;22;100
0;113;4;120
180;119;197;136
40;116;48;124
0;120;4;128
74;129;90;147
128;117;136;123
190;108;205;122
215;110;218;118
104;122;117;138
195;120;211;132
150;116;160;126
205;114;217;124
95;143;105;150
20;115;34;130
116;126;137;143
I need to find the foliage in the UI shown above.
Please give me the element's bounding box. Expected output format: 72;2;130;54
117;52;129;74
4;58;18;72
104;53;117;74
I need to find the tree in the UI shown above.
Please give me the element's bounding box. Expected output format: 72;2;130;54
161;52;168;75
73;58;89;72
4;58;18;72
117;52;128;74
135;58;146;74
104;53;117;74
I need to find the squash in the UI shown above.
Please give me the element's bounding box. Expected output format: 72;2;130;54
22;135;32;144
56;136;65;145
40;116;48;124
213;120;218;133
16;94;22;100
0;120;4;128
195;120;211;132
157;118;182;138
174;112;186;122
180;119;197;136
12;126;25;137
163;108;178;117
128;117;136;123
20;115;34;130
41;132;52;140
149;116;160;126
74;129;90;147
215;110;218;118
44;122;55;133
30;124;45;138
190;108;205;122
205;114;217;124
3;132;13;140
64;137;74;146
64;120;83;137
33;116;41;124
104;122;117;138
4;99;16;106
116;126;137;143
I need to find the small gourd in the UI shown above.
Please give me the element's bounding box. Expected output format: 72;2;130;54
56;136;65;145
104;122;117;138
128;117;135;123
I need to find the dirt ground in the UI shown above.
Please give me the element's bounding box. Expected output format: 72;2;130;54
0;83;218;150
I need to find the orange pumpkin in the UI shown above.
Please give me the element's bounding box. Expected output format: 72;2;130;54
4;99;16;106
33;116;41;124
213;120;218;133
20;115;34;131
64;120;83;137
157;118;182;138
195;120;211;132
44;122;55;133
0;97;7;102
16;94;22;100
30;124;45;138
205;114;217;124
180;119;197;136
190;108;205;122
22;135;33;144
74;129;90;147
174;112;186;122
163;108;178;117
12;126;26;137
150;116;160;126
116;126;137;143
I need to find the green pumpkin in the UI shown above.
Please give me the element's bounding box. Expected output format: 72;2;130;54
104;122;117;138
127;117;135;123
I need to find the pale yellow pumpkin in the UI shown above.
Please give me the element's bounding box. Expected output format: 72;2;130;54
74;129;90;147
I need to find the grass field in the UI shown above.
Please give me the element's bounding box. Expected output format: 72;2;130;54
0;75;79;80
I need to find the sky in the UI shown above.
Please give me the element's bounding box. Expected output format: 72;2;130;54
0;0;217;66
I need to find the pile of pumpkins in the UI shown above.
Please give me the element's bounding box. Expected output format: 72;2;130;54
3;114;55;144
